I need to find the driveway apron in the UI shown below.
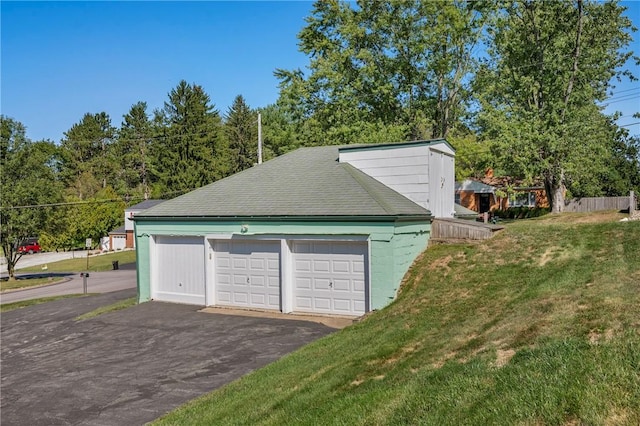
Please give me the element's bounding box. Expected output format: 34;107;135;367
1;289;336;425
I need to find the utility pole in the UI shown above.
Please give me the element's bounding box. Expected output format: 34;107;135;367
257;112;263;165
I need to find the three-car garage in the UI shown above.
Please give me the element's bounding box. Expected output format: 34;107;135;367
150;236;369;317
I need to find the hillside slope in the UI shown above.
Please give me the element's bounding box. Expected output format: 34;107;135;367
156;212;640;425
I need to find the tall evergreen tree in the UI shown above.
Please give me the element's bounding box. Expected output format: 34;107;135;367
59;112;116;198
225;95;257;174
117;102;154;200
152;80;227;195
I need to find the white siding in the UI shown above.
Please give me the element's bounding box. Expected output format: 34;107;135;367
428;148;455;218
340;145;431;209
339;141;455;217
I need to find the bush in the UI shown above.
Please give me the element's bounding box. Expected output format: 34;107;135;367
494;206;550;219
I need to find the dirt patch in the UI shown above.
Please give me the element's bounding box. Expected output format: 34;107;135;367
428;255;453;272
495;348;516;367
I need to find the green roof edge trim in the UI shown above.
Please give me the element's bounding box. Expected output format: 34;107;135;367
133;214;431;222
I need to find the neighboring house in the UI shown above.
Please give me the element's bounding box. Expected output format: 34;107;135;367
456;170;548;213
108;225;127;251
103;200;165;251
124;200;165;248
133;140;455;317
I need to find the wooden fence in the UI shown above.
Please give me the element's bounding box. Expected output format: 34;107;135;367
431;218;503;241
564;192;636;213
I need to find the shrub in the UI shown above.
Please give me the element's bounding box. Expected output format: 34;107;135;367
495;206;550;219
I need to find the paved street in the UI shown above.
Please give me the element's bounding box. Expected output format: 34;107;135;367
1;290;335;426
1;250;88;275
0;265;137;304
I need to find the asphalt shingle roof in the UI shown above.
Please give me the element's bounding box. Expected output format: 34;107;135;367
126;200;165;211
137;145;430;219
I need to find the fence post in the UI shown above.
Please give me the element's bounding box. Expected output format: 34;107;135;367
631;191;636;216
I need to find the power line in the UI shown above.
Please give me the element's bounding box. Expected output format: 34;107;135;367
1;187;196;210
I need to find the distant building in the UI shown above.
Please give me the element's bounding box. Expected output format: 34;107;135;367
456;169;548;213
104;200;165;251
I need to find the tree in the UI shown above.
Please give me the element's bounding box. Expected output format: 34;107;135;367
116;102;154;200
276;0;491;143
476;0;635;212
1;116;64;279
225;95;257;174
152;80;228;195
59;112;116;198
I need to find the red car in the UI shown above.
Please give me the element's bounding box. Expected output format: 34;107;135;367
18;241;42;254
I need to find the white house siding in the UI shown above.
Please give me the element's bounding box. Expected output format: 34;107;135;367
339;145;430;210
339;141;455;218
428;148;456;218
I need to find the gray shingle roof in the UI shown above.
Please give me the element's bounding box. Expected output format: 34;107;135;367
137;146;430;219
126;200;165;211
455;179;495;194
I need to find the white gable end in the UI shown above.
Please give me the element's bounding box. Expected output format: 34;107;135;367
339;140;455;218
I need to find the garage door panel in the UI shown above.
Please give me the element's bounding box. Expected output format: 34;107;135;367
154;236;206;305
214;240;281;310
333;299;351;312
293;241;367;316
333;279;350;291
314;278;331;290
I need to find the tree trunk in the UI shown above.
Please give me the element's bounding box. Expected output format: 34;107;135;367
545;171;566;213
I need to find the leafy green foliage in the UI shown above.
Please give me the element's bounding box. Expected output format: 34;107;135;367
276;0;491;142
1;116;65;278
46;187;124;250
476;0;635;211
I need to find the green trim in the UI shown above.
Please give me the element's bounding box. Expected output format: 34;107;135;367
133;214;431;223
338;139;454;153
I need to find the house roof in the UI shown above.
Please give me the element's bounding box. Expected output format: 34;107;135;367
456;179;495;194
126;199;165;211
137;145;431;220
109;225;126;235
480;175;544;189
454;203;478;218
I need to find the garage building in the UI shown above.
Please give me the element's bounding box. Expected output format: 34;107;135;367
134;141;454;316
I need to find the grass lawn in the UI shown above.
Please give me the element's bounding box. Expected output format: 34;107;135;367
20;250;136;273
0;294;93;312
155;211;640;425
1;276;65;292
75;297;137;321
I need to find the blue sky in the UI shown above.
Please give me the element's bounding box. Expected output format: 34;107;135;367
1;1;639;142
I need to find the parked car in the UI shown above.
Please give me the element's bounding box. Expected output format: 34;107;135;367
18;241;42;254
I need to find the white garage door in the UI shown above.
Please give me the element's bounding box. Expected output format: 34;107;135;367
214;240;281;310
154;236;205;305
112;235;126;251
293;241;367;316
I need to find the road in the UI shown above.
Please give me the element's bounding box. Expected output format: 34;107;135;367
0;250;88;274
0;267;137;304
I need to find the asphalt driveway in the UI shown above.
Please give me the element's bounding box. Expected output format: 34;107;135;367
1;289;336;425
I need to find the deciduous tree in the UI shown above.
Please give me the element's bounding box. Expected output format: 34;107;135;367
476;0;635;212
1;116;64;279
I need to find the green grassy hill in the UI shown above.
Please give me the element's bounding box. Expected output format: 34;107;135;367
156;212;640;425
